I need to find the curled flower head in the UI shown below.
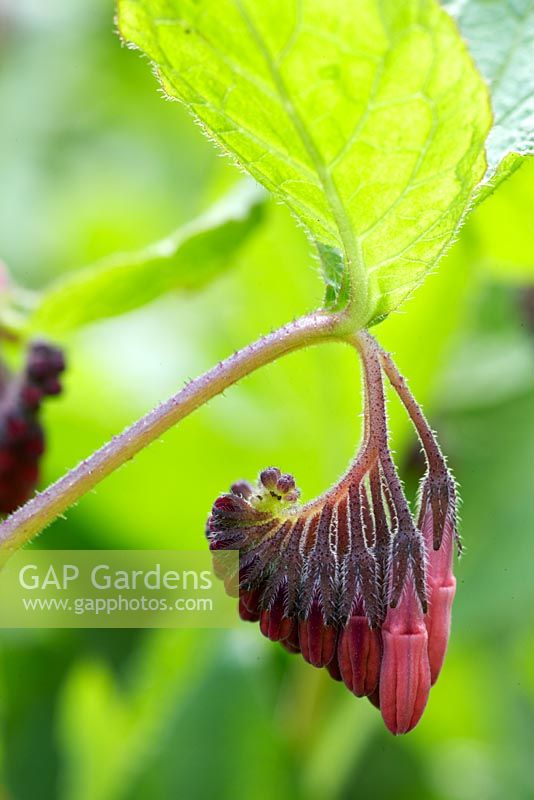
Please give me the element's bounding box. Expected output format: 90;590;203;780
208;462;387;638
0;341;66;514
206;331;459;735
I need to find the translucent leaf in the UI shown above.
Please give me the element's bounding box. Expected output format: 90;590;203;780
118;0;491;323
28;180;265;335
444;0;534;183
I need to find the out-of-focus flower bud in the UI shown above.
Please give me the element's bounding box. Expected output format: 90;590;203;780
0;341;66;514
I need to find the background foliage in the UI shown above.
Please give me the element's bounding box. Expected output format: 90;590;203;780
0;1;533;798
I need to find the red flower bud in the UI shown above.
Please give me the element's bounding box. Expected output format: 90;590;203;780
338;612;381;697
379;579;431;735
421;501;457;684
298;598;337;667
326;653;343;681
280;619;300;654
239;588;261;622
367;686;381;709
259;587;293;642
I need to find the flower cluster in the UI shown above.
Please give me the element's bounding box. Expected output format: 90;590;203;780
206;333;459;735
0;342;66;514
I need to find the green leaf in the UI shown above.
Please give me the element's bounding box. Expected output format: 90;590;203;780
118;0;491;324
315;243;348;310
27;180;265;335
472;151;525;206
444;0;534;183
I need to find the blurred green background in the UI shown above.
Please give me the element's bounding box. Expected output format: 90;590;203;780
0;1;533;798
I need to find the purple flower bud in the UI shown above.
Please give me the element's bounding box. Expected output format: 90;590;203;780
26;342;66;388
0;341;66;514
259;467;281;490
259;467;300;503
277;473;296;494
231;480;254;499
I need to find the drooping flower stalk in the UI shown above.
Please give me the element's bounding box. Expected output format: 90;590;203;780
377;342;459;552
376;342;459;684
207;331;459;735
355;333;428;613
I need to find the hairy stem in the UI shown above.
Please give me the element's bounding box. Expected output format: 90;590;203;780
376;341;448;475
0;311;342;555
354;330;428;610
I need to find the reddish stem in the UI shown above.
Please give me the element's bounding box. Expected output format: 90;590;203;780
375;342;448;476
0;311;341;556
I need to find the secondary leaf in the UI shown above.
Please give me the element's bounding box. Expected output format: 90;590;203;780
118;0;491;324
443;0;534;183
28;180;265;335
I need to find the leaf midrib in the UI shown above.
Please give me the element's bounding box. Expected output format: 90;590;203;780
234;0;368;316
